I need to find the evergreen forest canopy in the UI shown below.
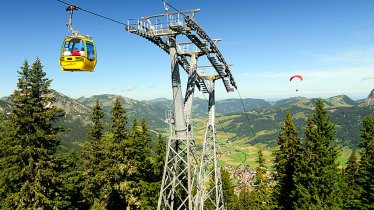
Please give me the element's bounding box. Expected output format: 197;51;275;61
0;58;373;209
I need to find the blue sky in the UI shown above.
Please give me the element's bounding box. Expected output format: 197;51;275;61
1;0;373;100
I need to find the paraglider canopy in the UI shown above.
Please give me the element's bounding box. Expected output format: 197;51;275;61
290;75;303;81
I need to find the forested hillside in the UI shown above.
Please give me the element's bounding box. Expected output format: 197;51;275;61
1;89;373;149
215;97;373;147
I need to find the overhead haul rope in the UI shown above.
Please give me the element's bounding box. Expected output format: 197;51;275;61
201;91;251;169
56;0;127;26
236;88;256;138
57;0;186;26
201;86;255;141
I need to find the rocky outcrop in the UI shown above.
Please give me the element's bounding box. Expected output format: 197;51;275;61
358;89;374;107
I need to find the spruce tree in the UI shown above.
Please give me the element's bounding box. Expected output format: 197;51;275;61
273;111;300;209
83;97;129;209
292;99;342;209
343;150;360;209
129;117;157;209
0;111;4;205
252;148;272;208
0;111;3;139
126;116;143;208
54;150;87;209
235;149;274;209
0;111;4;153
111;97;127;142
221;168;236;210
88;99;105;141
0;59;65;209
106;97;129;209
154;133;166;180
236;187;256;210
147;133;166;208
357;116;374;209
82;99;106;207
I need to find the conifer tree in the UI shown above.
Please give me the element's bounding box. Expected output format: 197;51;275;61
137;117;153;183
252;148;272;208
0;111;4;205
343;150;360;209
292;99;342;209
111;97;128;142
144;133;166;208
85;97;129;209
235;149;273;209
0;112;4;153
88;99;105;141
0;111;3;139
221;168;236;210
236;187;256;210
54;150;87;209
82;99;107;207
105;97;129;209
127;117;158;209
273;111;300;209
357;116;374;209
154;133;166;180
126;116;143;208
0;59;65;209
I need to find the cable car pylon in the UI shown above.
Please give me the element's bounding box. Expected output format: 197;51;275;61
126;7;203;209
125;1;236;208
198;75;225;210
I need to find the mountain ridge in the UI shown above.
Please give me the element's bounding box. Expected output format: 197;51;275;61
1;89;373;149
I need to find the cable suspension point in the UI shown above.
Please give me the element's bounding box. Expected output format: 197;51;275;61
57;0;127;26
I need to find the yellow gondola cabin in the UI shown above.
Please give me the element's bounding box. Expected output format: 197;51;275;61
59;35;97;72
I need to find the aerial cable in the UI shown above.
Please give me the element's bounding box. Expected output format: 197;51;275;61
201;92;247;168
236;88;256;138
56;0;127;26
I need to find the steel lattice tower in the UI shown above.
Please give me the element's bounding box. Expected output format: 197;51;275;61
156;36;200;210
198;76;225;209
125;3;237;209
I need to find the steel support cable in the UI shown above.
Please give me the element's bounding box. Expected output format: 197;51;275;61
200;91;245;169
57;0;127;26
236;88;255;138
56;0;190;32
202;88;255;139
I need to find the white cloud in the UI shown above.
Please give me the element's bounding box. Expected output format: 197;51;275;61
361;76;374;82
306;48;374;63
122;85;137;92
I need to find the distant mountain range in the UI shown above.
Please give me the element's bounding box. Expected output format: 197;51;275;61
1;89;373;150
